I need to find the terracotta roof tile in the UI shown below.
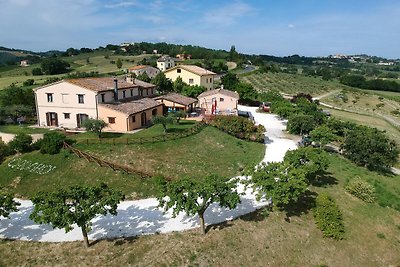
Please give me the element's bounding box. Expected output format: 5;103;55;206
65;77;138;92
154;93;197;106
165;65;216;76
127;65;148;70
198;88;239;99
101;98;162;116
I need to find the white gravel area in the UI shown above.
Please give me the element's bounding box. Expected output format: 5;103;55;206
0;105;297;242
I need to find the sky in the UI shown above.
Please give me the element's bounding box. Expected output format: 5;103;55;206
1;0;399;58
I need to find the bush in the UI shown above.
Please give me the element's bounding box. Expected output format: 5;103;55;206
32;68;43;76
313;193;345;240
345;177;376;203
0;140;15;164
23;79;34;86
8;133;33;153
287;114;316;135
39;132;75;154
204;115;265;142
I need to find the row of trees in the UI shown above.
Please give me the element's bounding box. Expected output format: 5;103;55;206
340;74;400;93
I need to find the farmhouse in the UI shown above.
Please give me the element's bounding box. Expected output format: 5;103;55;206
164;65;216;90
34;77;161;132
127;65;160;79
198;87;239;115
154;93;197;113
157;55;175;71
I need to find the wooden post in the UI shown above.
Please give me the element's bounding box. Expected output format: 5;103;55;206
86;139;89;145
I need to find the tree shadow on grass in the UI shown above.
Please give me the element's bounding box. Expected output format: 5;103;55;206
283;190;318;219
310;171;338;187
166;128;187;134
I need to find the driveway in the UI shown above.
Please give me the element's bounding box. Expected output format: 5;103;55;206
0;107;297;242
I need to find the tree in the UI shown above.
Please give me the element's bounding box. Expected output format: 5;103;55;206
310;125;336;146
181;85;206;98
156;175;241;234
82;119;108;138
9;133;33;153
173;76;186;93
284;147;329;182
136;72;151;83
287;114;316;135
341;126;399;170
234;82;258;102
221;72;239;90
152;114;175;133
116;58;123;69
251;162;308;209
171;110;186;124
40;58;70;75
0;191;20;218
229;45;239;62
0;140;15;164
30;183;124;247
39;131;74;154
151;72;173;93
32;68;43;76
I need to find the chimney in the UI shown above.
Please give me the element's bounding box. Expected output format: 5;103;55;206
114;78;118;102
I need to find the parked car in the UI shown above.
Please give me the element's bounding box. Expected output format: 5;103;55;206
238;110;254;121
260;102;271;112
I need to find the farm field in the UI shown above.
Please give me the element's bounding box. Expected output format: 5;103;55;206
0;153;399;267
0;53;155;89
240;72;350;96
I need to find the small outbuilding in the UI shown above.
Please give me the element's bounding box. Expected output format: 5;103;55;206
154;93;198;113
198;87;239;115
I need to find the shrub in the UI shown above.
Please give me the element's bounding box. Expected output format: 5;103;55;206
313;193;345;240
8;133;33;153
23;79;34;86
0;140;15;163
345;177;376;203
39;131;75;154
32;68;43;76
287;114;316;135
204;115;265;142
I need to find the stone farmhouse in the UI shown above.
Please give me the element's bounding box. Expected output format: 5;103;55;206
163;65;216;90
34;77;163;132
127;65;160;79
157;55;175;71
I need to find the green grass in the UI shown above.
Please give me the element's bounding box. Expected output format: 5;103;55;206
0;153;399;266
76;126;265;180
0;124;51;134
0;126;264;198
0;150;157;200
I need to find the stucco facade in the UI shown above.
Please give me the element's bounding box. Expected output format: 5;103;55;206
164;65;216;90
34;78;158;132
198;89;239;115
157;56;175;71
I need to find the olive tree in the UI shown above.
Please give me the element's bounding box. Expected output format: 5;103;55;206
156;175;241;235
30;183;125;247
0;190;20;218
83;119;108;138
152;114;175;134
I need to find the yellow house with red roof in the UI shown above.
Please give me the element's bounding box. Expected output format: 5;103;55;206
163;65;216;90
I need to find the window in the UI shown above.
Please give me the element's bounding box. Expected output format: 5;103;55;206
189;78;194;84
130;89;133;96
78;94;84;104
209;78;213;83
62;94;69;104
47;93;53;103
108;117;116;124
123;90;126;98
64;113;70;119
100;93;105;103
132;115;136;122
177;68;181;73
220;98;224;102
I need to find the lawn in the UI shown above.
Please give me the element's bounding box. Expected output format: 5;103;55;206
75;126;265;180
0;124;51;134
0;153;399;266
0;125;265;199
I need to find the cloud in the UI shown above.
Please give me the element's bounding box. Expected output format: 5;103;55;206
203;1;254;26
104;0;137;8
288;24;295;29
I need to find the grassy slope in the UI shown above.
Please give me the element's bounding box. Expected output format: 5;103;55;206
75;126;264;180
0;153;399;267
0;126;264;199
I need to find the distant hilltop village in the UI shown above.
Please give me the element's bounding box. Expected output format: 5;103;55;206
328;54;397;65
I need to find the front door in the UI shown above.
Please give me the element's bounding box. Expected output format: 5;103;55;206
76;114;89;128
141;112;147;127
46;112;58;126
